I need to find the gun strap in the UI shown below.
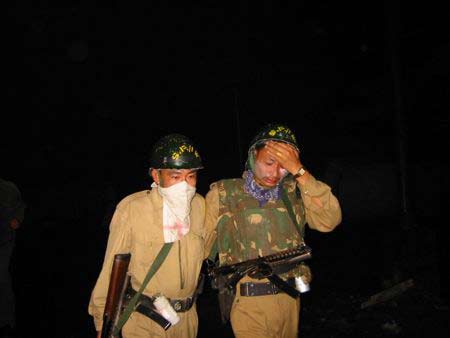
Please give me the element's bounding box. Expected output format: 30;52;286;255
224;264;257;290
281;185;305;238
135;304;172;330
267;274;301;298
113;242;174;336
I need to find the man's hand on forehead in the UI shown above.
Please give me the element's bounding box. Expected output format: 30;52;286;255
265;141;298;156
265;141;301;175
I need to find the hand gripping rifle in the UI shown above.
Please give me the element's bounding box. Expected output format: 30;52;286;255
101;253;131;338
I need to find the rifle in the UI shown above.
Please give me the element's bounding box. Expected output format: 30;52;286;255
209;244;312;291
101;253;131;338
208;244;312;323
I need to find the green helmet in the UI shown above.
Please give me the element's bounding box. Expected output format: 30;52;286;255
246;123;299;171
249;123;299;151
150;133;203;169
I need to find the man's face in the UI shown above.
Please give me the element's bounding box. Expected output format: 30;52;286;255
253;145;287;188
151;169;198;188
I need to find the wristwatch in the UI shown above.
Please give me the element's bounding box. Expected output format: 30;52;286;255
293;166;306;178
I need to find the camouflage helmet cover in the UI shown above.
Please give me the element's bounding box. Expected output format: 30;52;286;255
150;133;203;169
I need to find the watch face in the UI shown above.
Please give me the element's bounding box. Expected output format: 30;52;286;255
294;167;305;177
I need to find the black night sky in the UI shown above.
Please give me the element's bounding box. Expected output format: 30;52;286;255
3;1;449;337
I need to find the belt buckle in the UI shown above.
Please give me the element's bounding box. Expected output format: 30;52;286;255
240;282;251;296
248;283;256;296
271;283;279;295
173;300;182;311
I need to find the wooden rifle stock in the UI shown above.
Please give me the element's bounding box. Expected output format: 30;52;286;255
101;253;131;338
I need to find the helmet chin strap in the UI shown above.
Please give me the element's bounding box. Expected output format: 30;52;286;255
246;149;256;172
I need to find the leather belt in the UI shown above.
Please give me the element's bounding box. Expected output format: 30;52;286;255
123;274;205;330
128;287;195;313
240;278;296;297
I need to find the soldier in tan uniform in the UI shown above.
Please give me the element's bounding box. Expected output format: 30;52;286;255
205;123;342;338
89;134;208;338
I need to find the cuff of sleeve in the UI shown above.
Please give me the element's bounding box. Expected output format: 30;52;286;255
297;174;329;197
89;305;104;331
94;316;103;332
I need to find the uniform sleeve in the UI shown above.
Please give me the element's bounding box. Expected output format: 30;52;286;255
88;203;132;331
203;184;220;259
298;174;342;232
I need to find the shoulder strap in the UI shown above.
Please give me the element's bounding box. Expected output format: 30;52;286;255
113;242;174;335
281;185;305;238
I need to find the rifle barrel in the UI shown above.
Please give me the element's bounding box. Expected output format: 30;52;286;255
211;245;312;276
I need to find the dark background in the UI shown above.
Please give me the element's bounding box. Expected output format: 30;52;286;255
3;1;449;337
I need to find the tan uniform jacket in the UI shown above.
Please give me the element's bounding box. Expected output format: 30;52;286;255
89;188;206;331
204;173;342;259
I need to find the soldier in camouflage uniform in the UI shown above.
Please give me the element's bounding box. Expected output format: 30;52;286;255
205;123;342;338
89;134;209;338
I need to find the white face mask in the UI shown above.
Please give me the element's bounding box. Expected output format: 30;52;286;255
157;181;196;243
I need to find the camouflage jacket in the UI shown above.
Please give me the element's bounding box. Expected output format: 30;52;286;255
205;172;342;282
